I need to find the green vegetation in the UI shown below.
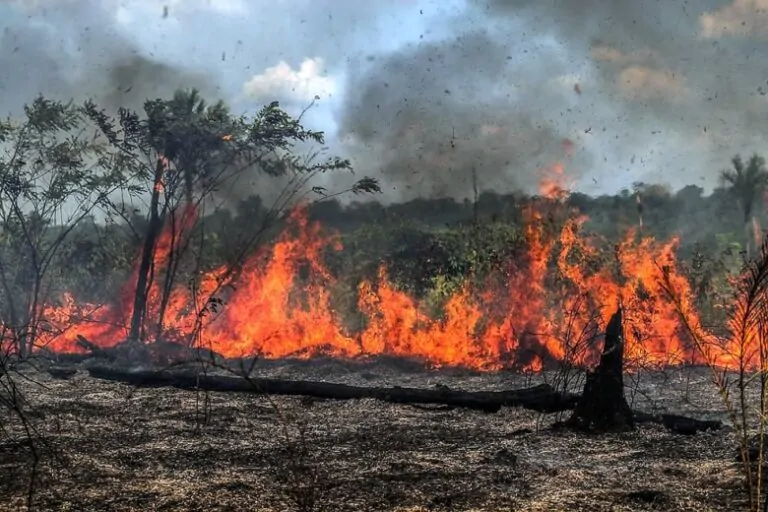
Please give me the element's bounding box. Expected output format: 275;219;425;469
34;175;763;311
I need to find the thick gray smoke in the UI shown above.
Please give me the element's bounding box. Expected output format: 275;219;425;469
337;31;590;199
478;0;768;178
337;0;768;199
0;1;216;116
4;0;768;201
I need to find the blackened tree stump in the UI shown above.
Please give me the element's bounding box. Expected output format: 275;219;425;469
567;306;635;432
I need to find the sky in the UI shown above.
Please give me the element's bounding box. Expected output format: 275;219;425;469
1;0;768;202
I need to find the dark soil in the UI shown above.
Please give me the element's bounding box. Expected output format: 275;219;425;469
0;359;747;511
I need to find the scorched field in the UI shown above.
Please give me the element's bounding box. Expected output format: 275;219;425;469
0;359;746;511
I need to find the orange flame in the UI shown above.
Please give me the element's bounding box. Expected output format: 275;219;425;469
24;163;756;372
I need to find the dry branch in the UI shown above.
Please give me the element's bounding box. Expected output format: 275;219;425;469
67;336;221;366
75;335;117;361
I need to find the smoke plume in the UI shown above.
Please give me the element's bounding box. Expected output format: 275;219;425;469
337;0;768;198
337;31;589;199
5;0;768;200
0;1;215;116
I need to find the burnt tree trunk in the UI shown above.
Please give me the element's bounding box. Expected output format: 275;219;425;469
567;306;634;432
128;158;166;343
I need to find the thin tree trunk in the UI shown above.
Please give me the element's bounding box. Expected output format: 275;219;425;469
184;166;194;206
155;209;181;340
128;158;166;343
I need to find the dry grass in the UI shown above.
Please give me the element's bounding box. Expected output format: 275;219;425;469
0;359;749;511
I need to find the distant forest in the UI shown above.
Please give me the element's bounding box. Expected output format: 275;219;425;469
63;178;754;307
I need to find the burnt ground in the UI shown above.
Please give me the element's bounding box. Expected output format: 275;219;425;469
0;358;749;511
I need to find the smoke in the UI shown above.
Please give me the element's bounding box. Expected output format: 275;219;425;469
336;0;768;199
6;0;768;201
337;31;589;199
0;1;216;116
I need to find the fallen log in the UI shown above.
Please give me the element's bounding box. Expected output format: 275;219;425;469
85;365;579;413
84;366;724;434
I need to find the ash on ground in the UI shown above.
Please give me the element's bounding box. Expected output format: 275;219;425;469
0;359;747;511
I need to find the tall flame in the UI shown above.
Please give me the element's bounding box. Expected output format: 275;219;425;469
24;164;755;371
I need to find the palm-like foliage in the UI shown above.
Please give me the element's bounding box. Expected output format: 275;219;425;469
661;232;768;512
720;154;768;226
145;88;233;204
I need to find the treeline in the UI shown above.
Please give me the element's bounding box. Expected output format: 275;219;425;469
309;183;745;245
61;180;752;307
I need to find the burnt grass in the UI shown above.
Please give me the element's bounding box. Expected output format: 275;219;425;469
0;358;749;511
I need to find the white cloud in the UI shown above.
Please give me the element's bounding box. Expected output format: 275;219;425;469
113;5;137;25
243;58;337;103
616;66;688;101
700;0;768;38
161;0;248;15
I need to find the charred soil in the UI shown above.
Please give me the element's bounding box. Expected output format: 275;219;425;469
0;360;747;511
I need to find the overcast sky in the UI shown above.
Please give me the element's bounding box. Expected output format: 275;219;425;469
2;0;768;201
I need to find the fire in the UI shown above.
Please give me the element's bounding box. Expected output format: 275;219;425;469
28;164;755;372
